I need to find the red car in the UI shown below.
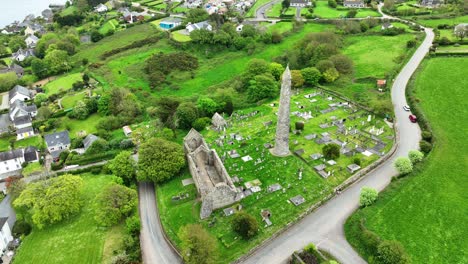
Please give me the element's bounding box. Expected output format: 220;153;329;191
409;114;417;123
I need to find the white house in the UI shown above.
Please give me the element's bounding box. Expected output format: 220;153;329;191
44;131;71;161
290;0;312;8
9;100;37;121
25;34;39;48
24;24;45;36
343;0;365;8
186;21;212;34
9;85;31;104
12;48;35;62
16;126;35;140
94;3;109;13
0;217;13;253
0;149;25;176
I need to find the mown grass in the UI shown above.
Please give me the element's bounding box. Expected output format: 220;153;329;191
415;15;468;27
22;162;44;177
61;92;86;109
345;57;468;264
43;73;82;96
313;1;381;18
99;19;119;35
56;114;105;139
13;174;125;264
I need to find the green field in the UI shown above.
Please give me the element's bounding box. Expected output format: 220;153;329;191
43;73;83;96
56;114;105;138
172;31;191;42
99;19;119;35
345;57;468;264
342;34;416;78
61;92;87;109
313;1;381;18
436;44;468;53
13;174;125;264
416;15;468;27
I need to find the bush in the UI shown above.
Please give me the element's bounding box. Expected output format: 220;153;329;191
295;122;305;130
394;157;413;175
353;157;361;166
322;143;340;160
408;150;424;164
406;39;417;48
419;140;432;154
377;240;411;264
359;187;378;207
421;130;432;142
192;117;211;131
12;220;32;236
231;212;259;239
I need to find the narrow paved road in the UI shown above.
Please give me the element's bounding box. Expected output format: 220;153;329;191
139;182;182;264
255;0;281;20
240;18;434;264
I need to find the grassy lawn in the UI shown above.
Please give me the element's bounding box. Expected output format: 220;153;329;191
267;21;294;33
313;1;381;18
61;92;87;109
99;19;119;35
61;6;78;16
56;114;105;138
13;174;126;264
436;44;468;53
158;89;394;263
172;31;191;42
15;135;44;150
416;15;468;27
345;57;468;264
22;162;44;177
342;34;415;78
43;73;82;96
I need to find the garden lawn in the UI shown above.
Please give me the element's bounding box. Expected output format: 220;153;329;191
342;34;415;78
22;162;44;177
43;73;82;96
99;19;119;35
345;57;468;264
313;1;380;18
13;174;125;264
61;92;86;109
416;15;468;27
15;136;44;150
436;44;468;53
56;114;105;138
172;31;191;42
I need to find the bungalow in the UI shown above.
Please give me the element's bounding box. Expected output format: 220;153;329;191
159;17;183;30
9;85;31;104
0;64;24;78
94;3;109;13
12;48;35;62
186;21;212;33
290;0;312;8
0;217;13;253
123;126;132;137
83;134;99;152
24;24;45;36
45;131;71;161
343;0;365;8
0;149;24;176
420;0;442;7
9;100;37;121
25;34;39;48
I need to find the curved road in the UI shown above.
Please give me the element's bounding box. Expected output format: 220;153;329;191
240;23;434;264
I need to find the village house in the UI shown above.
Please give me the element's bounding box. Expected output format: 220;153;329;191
343;0;365;8
16;126;35;140
9;100;37;122
94;3;109;13
24;24;45;36
420;0;442;7
159;17;183;30
25;34;39;48
381;22;394;30
0;217;13;253
12;48;35;62
41;9;54;22
186;21;212;33
123;126;132;137
9;85;31;104
83;134;99;152
120;8;145;23
0;64;24;78
290;0;312;8
45;131;71;161
0;149;24;176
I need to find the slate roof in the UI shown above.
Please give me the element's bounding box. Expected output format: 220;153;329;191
24;146;38;162
16;126;33;134
9;85;30;99
186;21;211;31
44;131;71;147
83;134;99;151
0;217;8;229
12;48;35;60
0;149;23;162
0;64;24;76
13;115;32;126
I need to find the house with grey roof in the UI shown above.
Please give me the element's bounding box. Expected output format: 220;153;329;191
9;100;37;121
0;149;24;177
25;34;39;48
45;131;71;160
12;48;35;62
83;134;99;151
186;21;212;33
420;0;442;7
0;64;24;78
0;217;13;252
343;0;365;8
13;115;32;130
16;126;35;140
24;23;45;36
9;85;31;104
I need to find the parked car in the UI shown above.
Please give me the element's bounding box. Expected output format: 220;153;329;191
403;105;410;111
409;114;417;123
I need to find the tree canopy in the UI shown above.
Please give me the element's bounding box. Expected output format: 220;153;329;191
108;151;136;183
179;224;218;264
94;183;138;226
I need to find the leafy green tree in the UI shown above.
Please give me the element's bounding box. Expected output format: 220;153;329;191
137;138;185;183
179;224;218;264
359;187;378;207
108;151;136;183
291;70;304;88
316;59;335;73
14;175;84;229
37;106;52;120
90;30;104;42
6;178;26;200
231;212;259;239
247;74;278;102
8;36;26;52
408;150;424;164
328;0;337;8
94;184;137;226
0;45;7;55
419;140;432;153
322;143;340;160
72;100;90;119
282;0;291;10
377;240;411;264
0;72;18;92
346;9;358;18
197;97;219;117
329;54;354;74
85;138;109;154
269;62;284;81
31;58;49;78
192;117;211;131
190;29;214;44
323;67;340;83
240;25;257;38
44;49;71;75
394;157;413;175
301;67;322;86
176;102;199;129
245;59;270;77
185;8;210;23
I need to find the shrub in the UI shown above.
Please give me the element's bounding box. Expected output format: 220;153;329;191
192;117;212;131
377;240;411;264
359;187;378;207
394;157;413;175
408;150;424;164
12;220;32;236
406;39;417;48
322;143;340;160
295;122;305;130
419;140;432;154
353;157;361;166
231;212;259;239
421;130;432;142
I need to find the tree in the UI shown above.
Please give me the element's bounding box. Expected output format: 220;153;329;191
245;59;270;77
454;24;467;41
291;70;304;88
176;102;199;129
85;138;109;154
185;8;210;23
346;9;358;18
301;67;322;86
329;55;354;74
13;175;84;228
179;224;218;264
192;117;211;131
377;240;411;264
328;0;337;8
359;187;378;207
322;143;340;160
6;178;26;200
316;60;335;73
0;72;18;92
72;100;90;119
37;106;52;120
91;30;104;42
269;62;284;81
406;39;417;48
231;212;259;239
8;36;26;52
108;151;136;183
44;49;71;75
419;140;432;153
197;97;219;117
31;58;48;78
137;138;185;183
394;157;413;175
408;150;424;164
94;184;137;226
323;67;340;83
247;74;278;102
282;0;291;10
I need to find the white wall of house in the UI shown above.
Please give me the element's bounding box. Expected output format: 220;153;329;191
47;144;71;153
0;223;13;252
0;156;24;174
17;130;35;140
14;122;32;130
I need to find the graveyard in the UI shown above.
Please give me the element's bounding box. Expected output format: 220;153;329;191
157;88;395;261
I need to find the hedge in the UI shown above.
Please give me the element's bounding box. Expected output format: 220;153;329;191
65;150;119;165
99;35;163;59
